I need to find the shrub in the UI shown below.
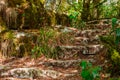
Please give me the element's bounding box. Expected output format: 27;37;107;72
111;18;120;45
100;18;120;76
31;27;58;58
80;60;101;80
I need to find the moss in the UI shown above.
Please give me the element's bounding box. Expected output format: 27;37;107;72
0;17;7;33
2;31;14;39
111;49;120;65
100;35;120;76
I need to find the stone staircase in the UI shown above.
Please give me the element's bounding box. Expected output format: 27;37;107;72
57;24;110;60
0;23;111;80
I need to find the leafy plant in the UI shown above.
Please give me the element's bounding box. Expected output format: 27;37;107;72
80;60;101;80
112;18;118;30
67;1;85;29
110;78;120;80
111;49;120;65
31;28;58;58
110;18;120;45
100;18;120;76
101;1;118;18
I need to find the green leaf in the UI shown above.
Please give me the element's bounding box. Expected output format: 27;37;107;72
115;28;120;45
92;66;101;78
80;61;101;80
112;18;117;29
81;70;91;79
116;28;120;36
87;62;92;67
69;14;75;19
80;61;87;69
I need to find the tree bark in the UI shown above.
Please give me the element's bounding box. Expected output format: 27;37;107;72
81;0;91;21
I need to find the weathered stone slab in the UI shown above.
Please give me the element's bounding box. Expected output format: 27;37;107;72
59;45;104;55
43;59;81;68
74;36;100;45
0;30;38;57
1;68;76;79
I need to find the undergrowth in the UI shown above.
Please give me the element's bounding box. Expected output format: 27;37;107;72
100;18;120;76
31;27;73;59
80;60;101;80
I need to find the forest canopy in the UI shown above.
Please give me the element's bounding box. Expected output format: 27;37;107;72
0;0;119;29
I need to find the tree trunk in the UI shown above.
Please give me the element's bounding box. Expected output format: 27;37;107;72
81;0;91;21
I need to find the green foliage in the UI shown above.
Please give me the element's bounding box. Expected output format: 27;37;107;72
25;0;46;28
112;18;117;30
100;35;120;76
68;11;86;29
3;31;14;39
69;12;79;20
31;27;74;59
110;78;120;80
101;1;118;18
115;28;120;45
110;18;120;45
80;60;101;80
111;49;120;65
67;1;85;29
31;28;58;58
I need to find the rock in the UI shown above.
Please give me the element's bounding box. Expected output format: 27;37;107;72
60;27;79;34
0;30;38;57
40;70;62;79
14;32;26;38
0;65;5;70
1;67;76;79
76;29;101;37
43;59;81;68
84;44;104;55
9;68;39;79
61;27;73;33
74;36;100;45
0;65;11;77
59;44;103;59
55;25;63;29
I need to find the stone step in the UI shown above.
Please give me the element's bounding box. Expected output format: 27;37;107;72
75;29;109;37
42;59;81;68
59;45;104;55
1;67;77;79
42;59;95;68
1;58;96;79
74;36;100;45
86;24;111;29
56;45;104;59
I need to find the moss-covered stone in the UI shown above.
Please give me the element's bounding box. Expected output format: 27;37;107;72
0;30;39;58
